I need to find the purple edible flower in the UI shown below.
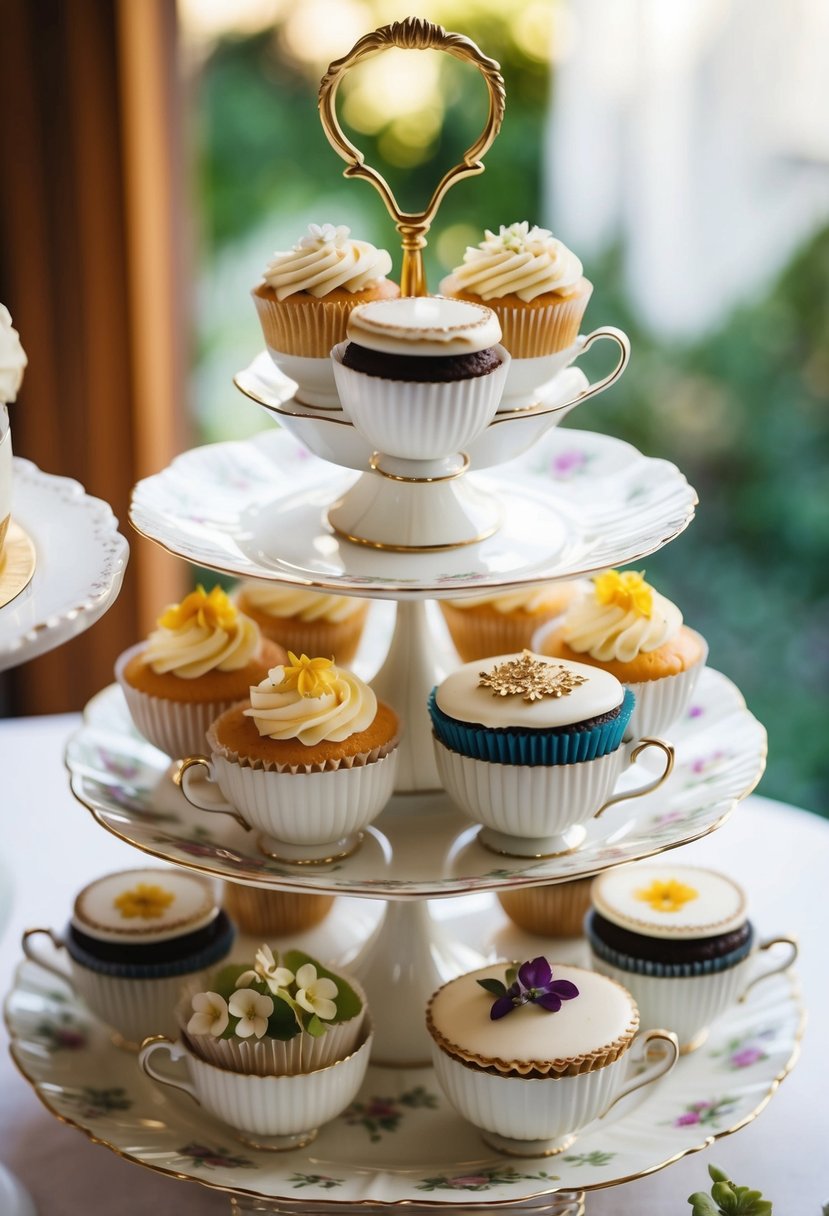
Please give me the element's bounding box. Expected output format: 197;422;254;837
479;957;579;1021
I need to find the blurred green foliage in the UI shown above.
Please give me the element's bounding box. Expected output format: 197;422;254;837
190;9;828;814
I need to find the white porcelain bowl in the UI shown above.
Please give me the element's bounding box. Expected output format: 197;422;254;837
264;348;341;409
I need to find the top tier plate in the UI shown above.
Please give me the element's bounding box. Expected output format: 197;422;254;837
130;427;696;598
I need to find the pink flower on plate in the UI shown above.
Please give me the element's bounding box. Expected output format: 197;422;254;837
449;1175;491;1188
675;1111;701;1127
731;1046;765;1068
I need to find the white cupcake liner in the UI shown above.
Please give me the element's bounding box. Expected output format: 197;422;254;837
440;601;569;663
439;279;592;359
331;343;510;460
625;636;709;740
253;289;360;359
115;645;242;759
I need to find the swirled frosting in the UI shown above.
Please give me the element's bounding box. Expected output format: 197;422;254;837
143;586;260;678
244;653;377;746
0;304;27;406
262;224;393;300
445;583;572;616
562;571;682;663
441;222;583;303
239;581;365;623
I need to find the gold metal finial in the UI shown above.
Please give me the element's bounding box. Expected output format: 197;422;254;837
318;17;506;296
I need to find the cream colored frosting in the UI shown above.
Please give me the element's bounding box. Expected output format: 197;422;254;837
445;583;573;615
436;652;623;730
73;868;218;944
592;865;748;940
262;223;392;300
245;659;377;746
347;296;501;357
143;587;260;679
563;574;682;663
430;963;636;1065
0;304;27;406
239;581;365;623
441;222;583;303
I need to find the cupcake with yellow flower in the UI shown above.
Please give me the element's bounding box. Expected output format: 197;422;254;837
439;582;578;663
235;580;370;667
116;585;285;759
178;652;399;863
539;569;707;740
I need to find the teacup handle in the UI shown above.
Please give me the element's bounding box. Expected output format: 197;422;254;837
139;1034;201;1104
601;1029;679;1117
21;927;72;985
739;935;799;1003
594;738;675;819
520;326;630;422
174;755;253;832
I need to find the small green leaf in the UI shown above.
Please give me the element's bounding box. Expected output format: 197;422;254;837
709;1166;731;1184
688;1194;720;1216
305;1014;327;1038
477;978;507;998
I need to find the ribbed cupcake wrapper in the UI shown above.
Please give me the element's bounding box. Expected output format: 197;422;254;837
585;915;755;978
222;885;334;937
253;291;361;359
439;602;566;664
116;652;239;759
625;639;708;740
244;610;368;669
497;879;595;938
72;966;212;1045
428;688;634;766
207;723;398;775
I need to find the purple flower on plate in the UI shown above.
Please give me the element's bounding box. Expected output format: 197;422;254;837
478;957;580;1021
730;1046;764;1068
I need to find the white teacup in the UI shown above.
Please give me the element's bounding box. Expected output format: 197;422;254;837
139;1029;372;1151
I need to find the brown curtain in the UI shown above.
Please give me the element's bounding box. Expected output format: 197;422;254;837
0;0;188;715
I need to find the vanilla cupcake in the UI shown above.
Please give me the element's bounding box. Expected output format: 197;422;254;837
179;653;399;863
235;580;369;667
497;878;594;939
223;885;334;937
252;223;398;407
439;582;578;662
539;570;708;740
0;304;27;557
115;585;285;758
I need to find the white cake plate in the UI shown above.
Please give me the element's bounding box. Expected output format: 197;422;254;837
66;667;766;900
0;459;129;672
129;427;695;597
5;933;802;1210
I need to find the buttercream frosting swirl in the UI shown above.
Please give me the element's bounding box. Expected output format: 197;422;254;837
442;222;583;303
562;571;682;663
445;583;572;615
143;586;260;678
0;304;27;406
262;223;392;300
245;653;377;746
239;581;365;623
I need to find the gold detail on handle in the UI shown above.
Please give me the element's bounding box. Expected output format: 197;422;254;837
318;18;506;295
175;756;253;832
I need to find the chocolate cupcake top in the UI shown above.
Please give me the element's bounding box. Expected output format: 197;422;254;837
435;651;623;731
346;296;501;357
591;864;748;941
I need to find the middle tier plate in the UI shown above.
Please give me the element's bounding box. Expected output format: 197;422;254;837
66;667;765;899
129;426;696;595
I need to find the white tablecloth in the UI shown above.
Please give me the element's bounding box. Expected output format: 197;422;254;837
0;712;826;1214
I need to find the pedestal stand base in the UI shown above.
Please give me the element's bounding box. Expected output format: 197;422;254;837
0;1166;36;1216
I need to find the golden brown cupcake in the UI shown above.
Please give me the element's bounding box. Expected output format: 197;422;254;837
440;582;578;662
235;581;369;667
115;585;285;759
223;884;334;937
497;878;594;939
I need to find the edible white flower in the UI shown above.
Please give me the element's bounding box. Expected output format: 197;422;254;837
228;988;274;1039
294;962;338;1021
235;944;295;995
187;991;229;1038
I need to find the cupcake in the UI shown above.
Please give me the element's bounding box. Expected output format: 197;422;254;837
427;957;677;1156
140;945;372;1149
497;878;594;939
178;652;399;863
22;868;234;1048
115;584;285;759
586;863;798;1052
439;582;578;663
440;222;592;410
0;304;27;558
539;569;708;740
430;650;672;857
235;580;369;667
252;223;398;407
332;295;509;461
222;884;334;937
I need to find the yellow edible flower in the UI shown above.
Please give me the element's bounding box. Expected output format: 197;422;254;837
594;570;653;618
276;652;339;698
634;878;699;914
158;585;238;633
114;883;175;920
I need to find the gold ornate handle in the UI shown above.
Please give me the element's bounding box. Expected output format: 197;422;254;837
594;738;675;819
174;756;253;832
601;1029;679;1116
739;935;799;1003
319;17;506;295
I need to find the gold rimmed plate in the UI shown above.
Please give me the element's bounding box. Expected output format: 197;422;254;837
0;520;36;609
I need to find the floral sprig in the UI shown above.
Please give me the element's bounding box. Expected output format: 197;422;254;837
477;958;579;1021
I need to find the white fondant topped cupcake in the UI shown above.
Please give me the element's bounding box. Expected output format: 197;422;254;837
591;865;748;941
347;295;501;357
72;868;219;945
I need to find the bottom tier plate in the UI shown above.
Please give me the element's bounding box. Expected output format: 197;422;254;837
5;959;801;1208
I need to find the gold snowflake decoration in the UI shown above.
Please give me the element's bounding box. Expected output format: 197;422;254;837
114;883;175;920
478;651;588;702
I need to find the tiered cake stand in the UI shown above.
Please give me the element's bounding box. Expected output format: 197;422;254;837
4;17;800;1215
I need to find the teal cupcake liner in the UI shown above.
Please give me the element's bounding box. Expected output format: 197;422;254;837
427;688;634;767
585;912;755;978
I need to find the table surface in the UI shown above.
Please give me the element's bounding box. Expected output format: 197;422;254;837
0;712;826;1215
